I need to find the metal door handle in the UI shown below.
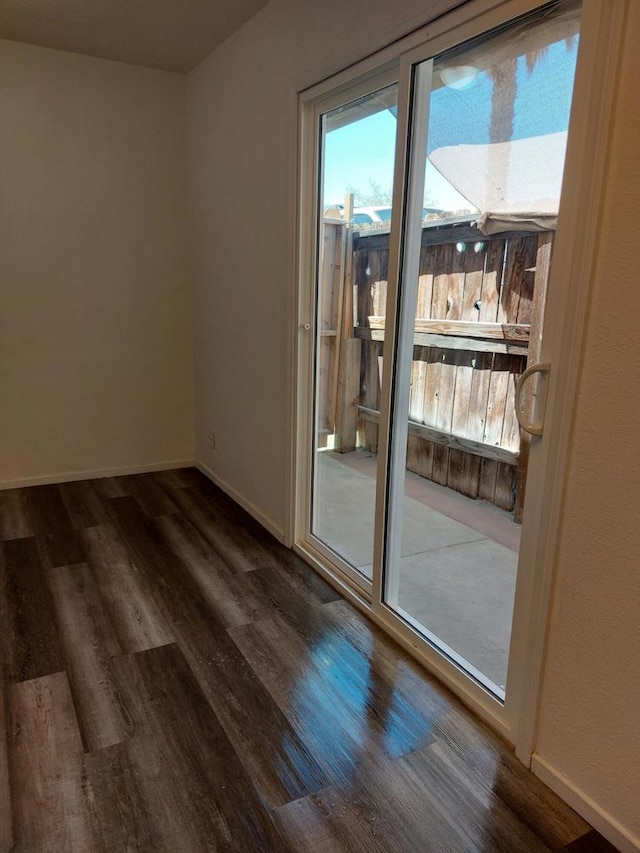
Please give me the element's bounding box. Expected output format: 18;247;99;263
515;362;550;436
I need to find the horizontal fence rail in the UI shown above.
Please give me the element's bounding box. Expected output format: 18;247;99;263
317;217;551;520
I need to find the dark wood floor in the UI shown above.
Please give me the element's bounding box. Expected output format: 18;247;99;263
0;468;618;852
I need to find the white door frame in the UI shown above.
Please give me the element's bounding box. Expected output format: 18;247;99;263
292;0;628;757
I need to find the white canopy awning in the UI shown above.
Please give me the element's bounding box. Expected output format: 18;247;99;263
428;131;568;235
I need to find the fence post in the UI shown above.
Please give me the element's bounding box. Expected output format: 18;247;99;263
334;193;361;452
514;231;553;522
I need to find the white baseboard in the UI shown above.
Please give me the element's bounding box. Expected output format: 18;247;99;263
531;755;640;853
195;461;284;544
0;460;194;491
0;457;286;544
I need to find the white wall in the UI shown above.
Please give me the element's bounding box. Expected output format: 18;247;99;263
186;0;462;535
187;0;640;846
0;40;194;485
534;1;640;845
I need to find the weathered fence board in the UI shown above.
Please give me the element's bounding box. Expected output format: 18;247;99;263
355;326;529;355
316;223;343;445
353;225;548;510
358;406;518;465
368;318;531;341
317;218;552;515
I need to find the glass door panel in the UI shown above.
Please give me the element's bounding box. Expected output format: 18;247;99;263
311;84;398;583
384;2;581;696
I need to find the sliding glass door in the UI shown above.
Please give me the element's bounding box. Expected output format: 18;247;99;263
381;1;581;698
298;0;593;734
309;78;399;591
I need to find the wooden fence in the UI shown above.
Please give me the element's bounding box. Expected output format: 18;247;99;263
317;218;552;521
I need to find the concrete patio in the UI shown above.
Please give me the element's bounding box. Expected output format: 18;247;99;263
313;449;520;691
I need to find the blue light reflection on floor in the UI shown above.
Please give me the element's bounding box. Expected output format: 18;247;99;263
286;622;440;788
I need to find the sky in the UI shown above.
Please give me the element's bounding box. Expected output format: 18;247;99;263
322;35;579;212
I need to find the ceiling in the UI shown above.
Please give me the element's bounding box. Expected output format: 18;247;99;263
0;0;268;73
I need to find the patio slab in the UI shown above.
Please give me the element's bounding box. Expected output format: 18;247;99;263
395;539;516;689
311;449;520;691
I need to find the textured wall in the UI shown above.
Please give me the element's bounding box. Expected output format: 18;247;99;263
0;40;194;484
186;0;462;533
535;1;640;842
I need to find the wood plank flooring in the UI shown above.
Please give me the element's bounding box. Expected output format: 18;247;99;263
0;468;619;852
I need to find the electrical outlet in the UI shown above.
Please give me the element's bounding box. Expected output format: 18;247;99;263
208;430;216;450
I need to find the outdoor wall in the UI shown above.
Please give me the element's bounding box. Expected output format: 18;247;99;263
0;40;194;486
187;0;639;847
534;2;640;847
